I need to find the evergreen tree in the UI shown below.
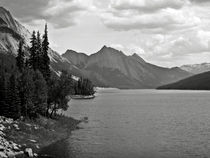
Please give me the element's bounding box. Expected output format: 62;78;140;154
29;31;38;70
16;41;25;72
46;76;59;117
36;31;42;71
49;71;74;117
8;74;21;119
25;58;30;68
75;78;94;95
0;70;8;116
42;24;51;83
20;68;35;118
33;70;48;116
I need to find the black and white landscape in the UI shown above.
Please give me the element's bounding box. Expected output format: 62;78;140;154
0;0;210;158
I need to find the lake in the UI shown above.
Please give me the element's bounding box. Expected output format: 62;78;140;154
65;89;210;158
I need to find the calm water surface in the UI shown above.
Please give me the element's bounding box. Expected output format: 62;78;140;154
65;89;210;158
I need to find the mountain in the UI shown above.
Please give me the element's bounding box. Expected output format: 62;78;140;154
157;71;210;90
62;46;191;89
0;7;30;53
180;63;210;74
0;6;80;76
0;6;191;89
63;49;88;69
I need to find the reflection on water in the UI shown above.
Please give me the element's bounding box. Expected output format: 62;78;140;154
65;89;210;158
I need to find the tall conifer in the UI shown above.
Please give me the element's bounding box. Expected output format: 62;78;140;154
0;70;7;116
8;74;21;119
29;31;37;70
16;41;25;72
42;24;50;83
33;70;48;116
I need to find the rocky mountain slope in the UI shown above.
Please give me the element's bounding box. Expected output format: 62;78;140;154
63;46;191;89
180;63;210;74
0;6;79;76
0;7;30;53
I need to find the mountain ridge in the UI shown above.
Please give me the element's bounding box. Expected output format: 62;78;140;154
62;46;191;89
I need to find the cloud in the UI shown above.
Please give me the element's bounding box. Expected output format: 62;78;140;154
190;0;210;4
100;0;202;32
101;7;200;31
109;44;145;56
110;0;189;12
1;0;91;28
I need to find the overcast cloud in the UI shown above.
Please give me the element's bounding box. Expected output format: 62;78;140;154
1;0;210;67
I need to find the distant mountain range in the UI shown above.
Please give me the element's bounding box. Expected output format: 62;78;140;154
180;63;210;74
157;71;210;90
62;47;190;88
0;6;193;89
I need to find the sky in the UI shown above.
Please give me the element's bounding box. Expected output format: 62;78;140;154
1;0;210;67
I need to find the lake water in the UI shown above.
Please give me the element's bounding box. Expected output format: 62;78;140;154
65;89;210;158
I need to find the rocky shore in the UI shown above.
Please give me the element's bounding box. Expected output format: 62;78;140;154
0;116;81;158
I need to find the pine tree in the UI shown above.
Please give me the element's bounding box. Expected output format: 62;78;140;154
0;70;8;116
42;24;51;83
29;31;38;70
8;74;21;119
33;70;48;116
20;68;35;118
36;31;42;71
16;40;25;72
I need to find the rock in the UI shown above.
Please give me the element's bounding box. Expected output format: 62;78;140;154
12;144;19;151
35;145;39;149
6;151;15;158
5;119;13;124
25;124;32;127
25;148;33;157
13;124;20;130
0;151;7;158
0;124;6;131
34;126;39;130
14;151;24;158
0;145;5;151
34;153;38;157
0;131;5;136
29;139;37;143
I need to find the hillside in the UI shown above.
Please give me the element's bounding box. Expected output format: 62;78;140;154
157;71;210;90
63;46;191;89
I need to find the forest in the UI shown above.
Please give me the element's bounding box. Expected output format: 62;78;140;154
0;25;95;120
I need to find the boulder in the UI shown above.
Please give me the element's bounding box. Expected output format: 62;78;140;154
12;144;19;151
0;131;5;136
0;145;5;151
28;139;37;143
25;148;33;157
6;151;15;158
13;124;20;130
14;151;24;158
0;124;6;131
0;151;7;158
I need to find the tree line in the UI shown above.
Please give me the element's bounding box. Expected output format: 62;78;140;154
0;25;94;119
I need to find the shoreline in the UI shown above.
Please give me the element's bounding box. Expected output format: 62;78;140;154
70;95;95;100
0;115;81;158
